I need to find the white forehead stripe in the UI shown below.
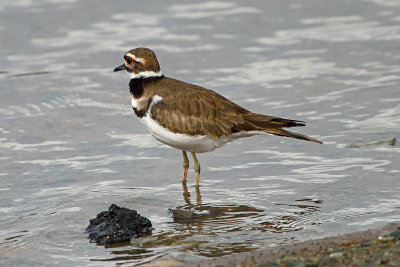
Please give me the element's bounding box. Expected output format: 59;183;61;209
129;70;163;79
126;53;145;64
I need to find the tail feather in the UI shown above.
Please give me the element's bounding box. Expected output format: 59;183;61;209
235;113;323;144
243;113;305;128
266;129;323;144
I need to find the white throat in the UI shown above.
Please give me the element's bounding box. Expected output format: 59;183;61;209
129;70;163;79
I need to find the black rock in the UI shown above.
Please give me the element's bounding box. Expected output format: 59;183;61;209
86;204;152;244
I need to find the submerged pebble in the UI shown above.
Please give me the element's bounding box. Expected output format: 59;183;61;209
86;204;152;244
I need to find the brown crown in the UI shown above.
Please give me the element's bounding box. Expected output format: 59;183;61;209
125;47;161;73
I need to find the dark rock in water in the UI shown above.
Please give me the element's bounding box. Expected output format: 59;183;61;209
86;204;152;244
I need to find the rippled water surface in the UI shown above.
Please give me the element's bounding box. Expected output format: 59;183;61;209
1;0;399;265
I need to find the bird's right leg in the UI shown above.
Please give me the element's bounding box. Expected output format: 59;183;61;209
182;151;189;184
191;152;201;187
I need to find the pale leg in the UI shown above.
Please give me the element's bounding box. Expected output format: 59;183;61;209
182;151;189;184
191;152;201;187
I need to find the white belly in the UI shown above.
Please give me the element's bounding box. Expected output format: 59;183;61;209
139;114;231;153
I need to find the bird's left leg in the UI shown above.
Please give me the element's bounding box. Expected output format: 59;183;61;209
182;151;189;184
190;152;201;187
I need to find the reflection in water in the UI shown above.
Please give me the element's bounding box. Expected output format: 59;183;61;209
258;15;400;45
182;182;201;208
93;183;323;262
264;199;324;233
171;183;265;231
91;248;153;263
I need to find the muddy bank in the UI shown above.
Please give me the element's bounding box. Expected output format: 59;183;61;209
196;223;400;267
144;223;400;266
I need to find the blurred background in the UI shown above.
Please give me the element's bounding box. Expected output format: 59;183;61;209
0;0;399;265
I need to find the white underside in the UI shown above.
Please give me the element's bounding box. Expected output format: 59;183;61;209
132;96;264;153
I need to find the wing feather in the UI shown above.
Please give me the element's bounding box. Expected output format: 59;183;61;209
150;78;246;138
148;77;322;143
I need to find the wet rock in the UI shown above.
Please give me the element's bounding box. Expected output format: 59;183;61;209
86;204;152;244
329;251;343;258
390;229;400;241
378;236;394;242
361;241;374;247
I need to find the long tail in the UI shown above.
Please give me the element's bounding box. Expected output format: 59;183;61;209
265;128;323;144
236;113;323;144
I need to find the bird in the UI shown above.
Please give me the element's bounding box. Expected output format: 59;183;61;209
114;48;322;187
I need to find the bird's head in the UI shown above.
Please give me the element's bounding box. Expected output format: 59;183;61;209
114;47;163;79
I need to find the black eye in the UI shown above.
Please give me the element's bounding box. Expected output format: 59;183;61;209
125;57;133;65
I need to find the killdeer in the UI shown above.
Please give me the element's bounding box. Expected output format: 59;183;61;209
114;48;322;187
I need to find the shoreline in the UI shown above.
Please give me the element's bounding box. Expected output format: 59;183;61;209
144;223;400;266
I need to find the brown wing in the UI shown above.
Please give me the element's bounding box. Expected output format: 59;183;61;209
150;78;247;138
150;77;322;143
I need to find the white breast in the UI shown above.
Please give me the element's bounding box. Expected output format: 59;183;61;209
131;98;138;109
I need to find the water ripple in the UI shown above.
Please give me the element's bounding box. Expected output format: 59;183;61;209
168;1;262;19
258;15;400;45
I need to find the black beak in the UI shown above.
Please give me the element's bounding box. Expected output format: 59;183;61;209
114;64;126;72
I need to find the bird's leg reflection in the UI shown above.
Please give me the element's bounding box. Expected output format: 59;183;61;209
172;184;267;234
171;183;204;231
181;181;202;207
182;181;191;207
195;185;201;206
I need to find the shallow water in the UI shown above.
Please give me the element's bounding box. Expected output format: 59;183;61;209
1;0;399;265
